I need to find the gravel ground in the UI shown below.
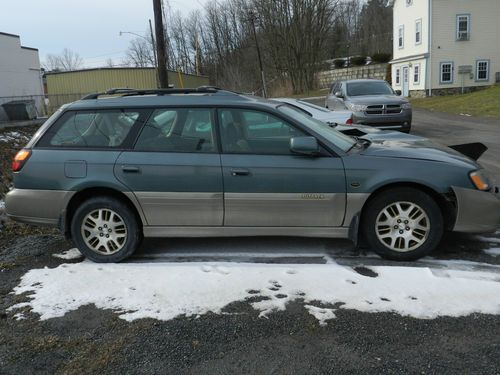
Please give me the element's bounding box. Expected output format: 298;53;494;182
1;233;499;375
1;114;500;374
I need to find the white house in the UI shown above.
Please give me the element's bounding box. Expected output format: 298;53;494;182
0;32;44;120
390;0;500;97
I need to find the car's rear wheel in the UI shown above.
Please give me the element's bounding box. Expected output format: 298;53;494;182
362;187;443;261
71;196;141;262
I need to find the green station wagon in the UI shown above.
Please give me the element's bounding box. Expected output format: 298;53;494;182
5;87;500;262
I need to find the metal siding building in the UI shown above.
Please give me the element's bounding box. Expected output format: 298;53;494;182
44;67;209;113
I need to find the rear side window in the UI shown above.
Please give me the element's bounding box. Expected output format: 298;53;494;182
134;108;216;153
39;109;141;148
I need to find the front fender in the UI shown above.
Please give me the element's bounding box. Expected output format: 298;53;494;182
452;186;500;233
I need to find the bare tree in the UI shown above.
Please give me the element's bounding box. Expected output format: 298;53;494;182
105;58;115;68
125;37;155;67
43;48;83;71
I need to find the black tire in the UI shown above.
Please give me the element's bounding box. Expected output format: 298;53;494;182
362;187;443;261
70;196;142;263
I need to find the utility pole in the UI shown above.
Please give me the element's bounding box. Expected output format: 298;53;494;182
248;11;267;98
148;19;159;87
153;0;168;88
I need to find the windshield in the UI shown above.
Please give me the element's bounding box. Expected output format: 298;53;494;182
277;104;356;152
346;81;394;96
296;100;331;113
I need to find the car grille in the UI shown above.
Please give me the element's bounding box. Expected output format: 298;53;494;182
365;104;402;115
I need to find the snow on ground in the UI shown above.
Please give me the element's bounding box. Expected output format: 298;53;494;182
0;131;29;143
476;233;500;257
484;248;500;257
52;248;83;260
8;256;500;325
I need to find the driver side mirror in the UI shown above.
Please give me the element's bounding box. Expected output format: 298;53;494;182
335;91;344;99
290;137;320;156
395;90;402;96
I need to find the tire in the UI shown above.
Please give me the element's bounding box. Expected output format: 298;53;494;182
362;187;443;261
70;196;142;263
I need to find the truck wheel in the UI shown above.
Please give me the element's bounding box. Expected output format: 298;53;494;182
70;196;142;263
362;188;443;261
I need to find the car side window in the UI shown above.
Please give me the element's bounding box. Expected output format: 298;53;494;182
218;109;305;155
134;108;215;153
39;109;140;148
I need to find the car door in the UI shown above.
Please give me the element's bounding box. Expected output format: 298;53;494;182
114;107;223;226
218;108;346;227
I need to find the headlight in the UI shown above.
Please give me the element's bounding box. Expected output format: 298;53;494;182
470;170;490;191
401;102;412;109
346;103;368;112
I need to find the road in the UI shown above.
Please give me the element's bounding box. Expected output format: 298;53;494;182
411;108;500;183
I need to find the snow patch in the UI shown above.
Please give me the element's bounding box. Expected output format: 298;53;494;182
484;248;500;257
52;248;83;260
7;260;500;324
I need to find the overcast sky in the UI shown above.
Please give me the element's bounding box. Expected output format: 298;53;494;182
0;0;207;67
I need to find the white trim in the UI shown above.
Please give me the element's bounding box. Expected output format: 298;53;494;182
413;63;421;84
476;60;490;82
456;14;470;41
440;62;454;84
415;19;422;45
398;25;405;49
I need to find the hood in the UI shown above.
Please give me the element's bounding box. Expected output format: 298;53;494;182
347;95;408;105
360;138;481;169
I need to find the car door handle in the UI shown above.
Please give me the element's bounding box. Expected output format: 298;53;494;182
121;165;141;173
230;168;250;176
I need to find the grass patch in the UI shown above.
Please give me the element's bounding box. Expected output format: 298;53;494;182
411;85;500;118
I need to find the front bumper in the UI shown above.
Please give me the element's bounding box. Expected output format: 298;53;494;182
5;188;74;227
353;109;412;131
452;186;500;233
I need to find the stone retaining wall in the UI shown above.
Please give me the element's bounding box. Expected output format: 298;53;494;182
317;63;389;88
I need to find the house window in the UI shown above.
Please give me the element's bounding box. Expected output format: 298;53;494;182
398;26;404;48
476;60;489;81
406;0;413;5
415;19;422;45
413;64;420;84
440;62;454;83
395;68;401;85
456;14;470;41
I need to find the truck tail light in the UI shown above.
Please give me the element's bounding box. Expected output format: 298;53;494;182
346;116;353;125
12;149;31;172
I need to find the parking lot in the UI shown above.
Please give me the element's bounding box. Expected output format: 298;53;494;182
1;108;500;374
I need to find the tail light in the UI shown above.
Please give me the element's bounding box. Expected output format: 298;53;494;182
346;116;353;125
12;149;31;172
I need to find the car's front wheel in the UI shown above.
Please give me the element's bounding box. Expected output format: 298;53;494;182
71;196;142;263
362;188;444;261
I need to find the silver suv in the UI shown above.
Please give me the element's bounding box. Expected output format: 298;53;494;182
325;79;412;133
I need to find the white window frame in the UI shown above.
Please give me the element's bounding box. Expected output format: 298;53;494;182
476;60;490;82
398;25;404;49
440;62;454;84
413;64;420;84
395;68;401;85
415;19;422;45
456;14;470;41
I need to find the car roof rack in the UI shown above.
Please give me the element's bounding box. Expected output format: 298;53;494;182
81;86;233;100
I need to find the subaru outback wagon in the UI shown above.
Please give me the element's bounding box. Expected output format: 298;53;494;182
6;87;500;262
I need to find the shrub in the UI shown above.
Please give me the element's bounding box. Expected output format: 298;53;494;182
372;53;392;63
350;56;367;66
333;59;345;69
